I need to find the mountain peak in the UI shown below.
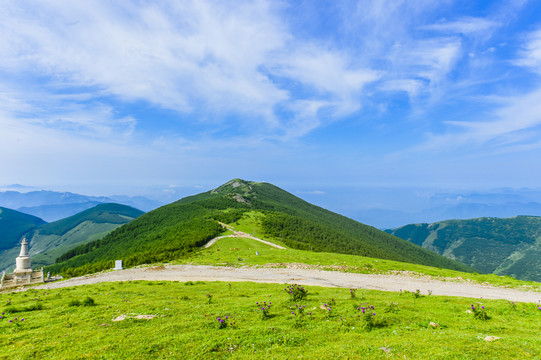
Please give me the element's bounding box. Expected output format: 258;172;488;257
211;179;254;195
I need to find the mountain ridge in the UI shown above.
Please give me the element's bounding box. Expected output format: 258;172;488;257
46;179;474;277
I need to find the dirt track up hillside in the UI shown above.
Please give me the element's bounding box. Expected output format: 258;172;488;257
34;265;541;304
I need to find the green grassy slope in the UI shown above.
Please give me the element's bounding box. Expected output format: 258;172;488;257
0;207;45;251
0;204;143;272
47;179;473;277
1;281;540;359
387;216;541;282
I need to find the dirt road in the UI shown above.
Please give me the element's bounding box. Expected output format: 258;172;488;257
203;226;286;249
34;265;541;304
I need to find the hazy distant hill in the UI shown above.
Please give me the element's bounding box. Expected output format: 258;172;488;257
0;203;143;272
355;189;541;229
0;190;159;221
17;201;104;223
47;179;473;277
386;216;541;282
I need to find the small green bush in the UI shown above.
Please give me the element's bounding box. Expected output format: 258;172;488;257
82;296;96;307
68;299;81;307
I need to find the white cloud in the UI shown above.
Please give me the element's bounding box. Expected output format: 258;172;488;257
421;16;499;35
514;28;541;73
407;39;462;87
383;38;462;99
0;1;289;122
275;46;380;117
0;84;135;140
414;87;541;153
0;0;388;140
412;27;541;153
380;79;424;98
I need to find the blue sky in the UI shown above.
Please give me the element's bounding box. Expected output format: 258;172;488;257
1;0;541;215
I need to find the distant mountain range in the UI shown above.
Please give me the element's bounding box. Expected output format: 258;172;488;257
357;202;541;229
0;203;143;272
386;216;541;282
0;190;160;222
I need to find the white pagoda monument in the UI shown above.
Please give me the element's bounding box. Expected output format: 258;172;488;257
14;238;33;276
1;238;44;289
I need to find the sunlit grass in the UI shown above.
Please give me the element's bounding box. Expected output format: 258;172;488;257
1;281;539;359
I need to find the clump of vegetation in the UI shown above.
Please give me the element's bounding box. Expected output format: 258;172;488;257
256;301;272;320
355;305;378;330
3;303;43;313
68;299;81;307
284;284;309;301
401;289;423;299
471;303;489;320
68;296;96;307
323;302;334;319
82;296;96;307
290;304;307;316
216;315;234;329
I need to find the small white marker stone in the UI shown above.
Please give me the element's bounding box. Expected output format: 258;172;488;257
114;260;123;270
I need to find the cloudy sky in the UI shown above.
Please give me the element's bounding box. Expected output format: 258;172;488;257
1;0;541;211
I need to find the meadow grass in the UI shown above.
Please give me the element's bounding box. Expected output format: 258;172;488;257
1;281;540;359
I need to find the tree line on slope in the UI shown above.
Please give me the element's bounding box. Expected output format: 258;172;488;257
45;203;225;277
260;212;474;272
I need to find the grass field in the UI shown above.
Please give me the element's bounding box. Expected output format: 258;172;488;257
1;280;540;359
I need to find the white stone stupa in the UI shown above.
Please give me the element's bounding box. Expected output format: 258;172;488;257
14;238;33;276
1;238;45;289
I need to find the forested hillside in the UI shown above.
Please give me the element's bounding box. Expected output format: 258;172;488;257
386;216;541;282
47;179;473;277
0;207;45;251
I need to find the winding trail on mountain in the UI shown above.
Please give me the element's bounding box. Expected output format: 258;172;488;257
203;222;286;249
34;265;541;304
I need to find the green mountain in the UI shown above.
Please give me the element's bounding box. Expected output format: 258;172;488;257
47;179;474;277
0;203;143;272
386;216;541;282
0;206;45;256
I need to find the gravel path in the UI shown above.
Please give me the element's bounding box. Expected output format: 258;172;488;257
34;265;541;304
203;227;286;249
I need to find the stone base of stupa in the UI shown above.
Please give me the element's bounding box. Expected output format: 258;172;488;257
13;268;34;276
1;268;44;290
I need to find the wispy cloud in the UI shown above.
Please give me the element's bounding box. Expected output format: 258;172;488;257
421;16;499;35
414;86;541;155
0;0;384;140
514;28;541;73
414;25;541;153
